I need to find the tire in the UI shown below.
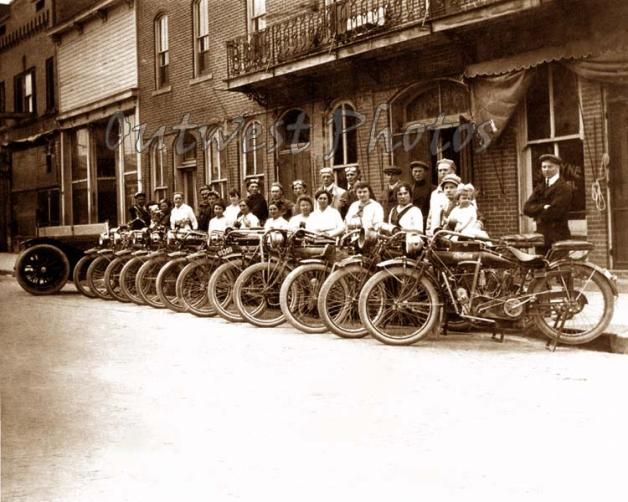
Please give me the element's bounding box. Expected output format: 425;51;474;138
86;255;113;300
136;256;169;308
530;262;615;345
176;259;218;317
104;256;131;303
318;265;369;339
15;244;70;295
208;261;247;322
358;266;440;346
234;261;290;328
280;263;330;334
119;257;146;305
73;254;97;298
156;257;188;313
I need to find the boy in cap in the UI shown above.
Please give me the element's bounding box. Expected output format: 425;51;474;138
524;154;572;253
381;165;402;218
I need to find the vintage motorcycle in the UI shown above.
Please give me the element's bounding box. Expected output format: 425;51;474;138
358;230;617;347
85;225;133;300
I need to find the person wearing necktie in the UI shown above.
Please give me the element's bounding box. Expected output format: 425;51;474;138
523;154;573;254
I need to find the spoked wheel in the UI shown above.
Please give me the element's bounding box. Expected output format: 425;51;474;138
176;259;217;317
156;257;188;313
530;262;615;345
208;261;248;322
280;263;330;334
358;266;440;346
73;254;97;298
120;257;146;305
136;256;169;308
318;265;369;339
234;261;290;328
104;256;132;302
86;255;113;300
15;244;70;295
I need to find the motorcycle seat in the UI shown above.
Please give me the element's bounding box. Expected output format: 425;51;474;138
507;246;545;266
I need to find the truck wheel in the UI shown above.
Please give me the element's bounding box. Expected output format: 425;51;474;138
15;244;70;295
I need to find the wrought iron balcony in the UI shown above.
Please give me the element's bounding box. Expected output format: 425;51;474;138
226;0;516;80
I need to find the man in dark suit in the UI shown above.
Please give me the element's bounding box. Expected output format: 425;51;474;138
410;161;434;224
128;191;151;228
523;154;573;254
381;165;402;219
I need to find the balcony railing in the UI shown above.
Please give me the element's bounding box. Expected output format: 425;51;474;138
226;0;511;80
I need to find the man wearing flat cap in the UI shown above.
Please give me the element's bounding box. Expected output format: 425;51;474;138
318;167;347;216
409;161;434;223
381;165;402;218
128;191;151;228
343;166;361;208
246;177;268;223
524;154;573;254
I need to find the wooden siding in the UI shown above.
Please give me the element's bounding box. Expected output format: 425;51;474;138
57;5;137;114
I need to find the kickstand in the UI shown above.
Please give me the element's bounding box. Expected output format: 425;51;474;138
491;323;504;343
546;312;566;352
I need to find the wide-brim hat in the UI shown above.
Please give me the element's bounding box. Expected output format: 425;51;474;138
439;173;462;188
383;165;402;175
539;154;563;166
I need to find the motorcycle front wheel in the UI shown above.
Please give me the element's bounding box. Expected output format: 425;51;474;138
358;266;440;346
86;255;113;300
176;259;217;317
280;263;330;334
530;262;615;345
104;256;131;303
136;256;168;308
156;257;188;313
119;257;146;305
73;254;97;298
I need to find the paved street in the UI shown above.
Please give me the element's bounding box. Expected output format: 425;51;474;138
1;275;628;502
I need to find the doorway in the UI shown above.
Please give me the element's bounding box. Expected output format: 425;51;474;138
608;87;628;268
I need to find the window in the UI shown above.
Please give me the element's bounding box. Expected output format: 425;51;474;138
122;114;139;214
71;128;90;225
45;57;55;112
247;0;266;33
327;102;358;185
525;64;585;219
155;15;169;88
193;0;210;77
151;139;168;201
14;69;36;114
206;128;227;196
242;121;265;187
0;81;5;113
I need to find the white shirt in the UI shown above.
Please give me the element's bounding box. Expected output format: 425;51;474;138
264;217;289;230
447;205;478;234
170;203;198;230
209;216;228;232
224;204;240;226
309;206;345;237
344;199;384;231
546;173;560;187
288;213;311;231
237;212;260;228
427;188;448;236
388;204;424;232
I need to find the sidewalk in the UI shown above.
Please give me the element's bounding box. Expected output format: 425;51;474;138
1;251;627;352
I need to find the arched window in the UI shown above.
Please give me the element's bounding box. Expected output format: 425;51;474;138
206;127;226;197
327;101;358;186
154;14;169;88
193;0;210;77
242;120;265;186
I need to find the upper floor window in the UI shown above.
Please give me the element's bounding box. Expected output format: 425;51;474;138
193;0;210;76
525;64;585;219
155;15;170;88
247;0;266;33
14;69;36;114
0;81;5;113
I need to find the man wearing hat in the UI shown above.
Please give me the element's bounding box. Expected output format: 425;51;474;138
196;185;216;231
318;167;347;215
381;165;402;218
410;161;434;223
246;178;268;223
343;166;361;208
524;154;573;254
129;191;151;228
269;181;294;220
426;158;458;235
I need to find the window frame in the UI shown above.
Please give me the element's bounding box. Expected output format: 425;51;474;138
247;0;266;34
151;138;168;201
193;0;211;77
205;127;227;197
242;120;265;186
154;14;170;89
327;101;359;183
14;68;36;115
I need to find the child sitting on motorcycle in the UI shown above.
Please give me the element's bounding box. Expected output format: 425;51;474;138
446;184;489;239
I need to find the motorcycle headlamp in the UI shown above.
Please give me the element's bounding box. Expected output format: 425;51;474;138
405;232;424;257
150;231;162;243
98;232;110;247
346;216;362;231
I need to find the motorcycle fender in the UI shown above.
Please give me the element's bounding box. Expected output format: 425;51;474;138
97;249;114;256
186;251;206;261
298;258;328;266
550;259;619;298
220;253;244;262
168;251;188;258
376;257;419;269
335;255;365;269
147;251;165;259
115;249;133;257
84;247;100;255
132;250;149;257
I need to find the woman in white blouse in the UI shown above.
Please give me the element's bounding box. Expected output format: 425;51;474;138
309;189;345;237
236;199;261;228
224;188;241;226
288;196;315;231
264;201;289;230
388;183;424;232
209;200;228;232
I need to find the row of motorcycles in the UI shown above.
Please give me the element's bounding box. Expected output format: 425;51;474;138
73;220;618;348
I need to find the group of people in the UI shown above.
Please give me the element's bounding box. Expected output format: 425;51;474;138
127;158;487;240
